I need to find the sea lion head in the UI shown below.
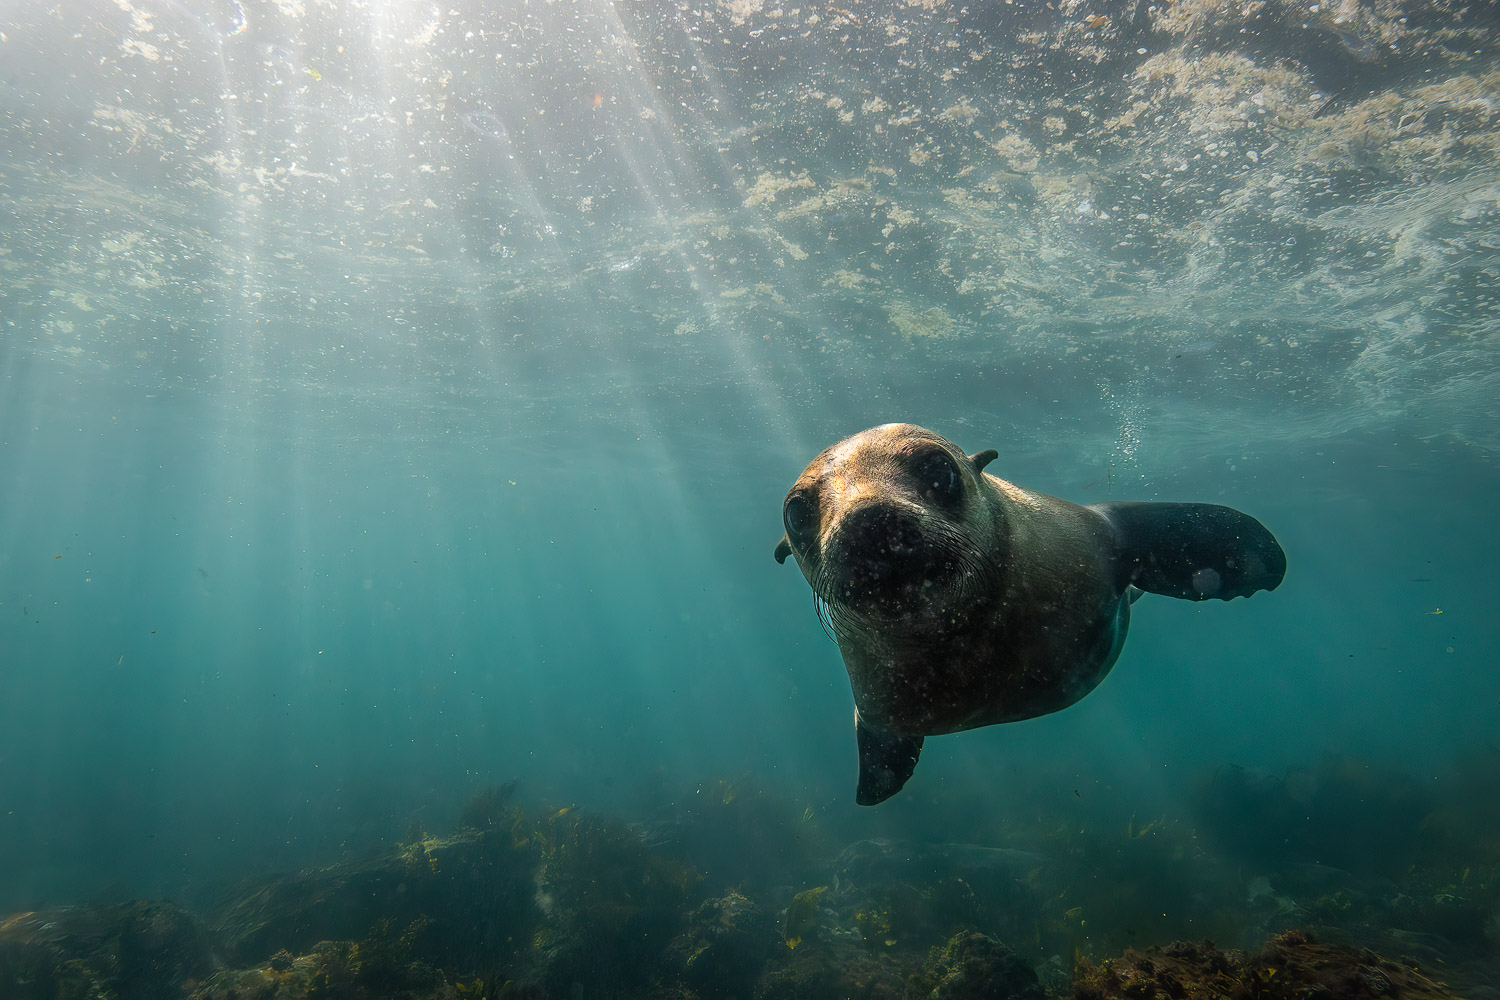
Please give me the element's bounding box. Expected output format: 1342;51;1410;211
774;423;1002;639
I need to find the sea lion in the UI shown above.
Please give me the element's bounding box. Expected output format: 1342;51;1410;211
774;423;1286;805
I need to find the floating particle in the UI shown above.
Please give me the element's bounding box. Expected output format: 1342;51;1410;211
463;111;508;139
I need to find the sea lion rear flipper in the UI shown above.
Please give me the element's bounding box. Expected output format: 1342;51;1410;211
1093;501;1286;601
855;709;923;806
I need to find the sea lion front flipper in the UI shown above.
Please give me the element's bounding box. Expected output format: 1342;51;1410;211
1093;501;1287;602
854;709;924;806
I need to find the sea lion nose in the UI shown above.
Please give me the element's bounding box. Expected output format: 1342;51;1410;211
839;503;924;560
829;504;929;604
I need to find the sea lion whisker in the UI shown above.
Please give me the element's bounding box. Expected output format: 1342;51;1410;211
812;592;838;643
812;565;860;641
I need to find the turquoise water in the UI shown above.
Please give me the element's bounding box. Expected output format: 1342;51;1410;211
2;0;1498;990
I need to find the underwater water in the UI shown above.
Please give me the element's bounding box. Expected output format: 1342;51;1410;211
2;0;1499;997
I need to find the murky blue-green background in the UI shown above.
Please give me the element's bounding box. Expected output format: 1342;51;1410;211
1;0;1496;923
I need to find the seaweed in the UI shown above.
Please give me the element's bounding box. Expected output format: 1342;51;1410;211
528;809;698;998
0;901;216;1000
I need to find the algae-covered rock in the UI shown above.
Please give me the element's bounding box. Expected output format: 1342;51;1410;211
0;900;217;1000
188;933;476;1000
667;889;778;997
211;828;536;974
755;943;909;1000
754;879;1033;1000
781;886;828;951
914;931;1045;1000
1074;930;1462;1000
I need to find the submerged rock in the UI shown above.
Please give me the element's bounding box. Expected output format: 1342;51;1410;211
5;779;1494;1000
211;828;537;974
1074;930;1461;1000
188;932;472;1000
0;900;217;1000
781;886;829;951
755;943;910;1000
916;931;1045;1000
667;889;779;997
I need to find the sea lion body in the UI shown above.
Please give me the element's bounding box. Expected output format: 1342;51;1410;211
838;478;1128;736
774;423;1286;804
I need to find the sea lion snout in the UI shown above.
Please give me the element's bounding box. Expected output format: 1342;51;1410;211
822;502;964;615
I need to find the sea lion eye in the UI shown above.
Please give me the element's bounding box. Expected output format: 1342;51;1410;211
783;492;818;544
912;451;962;504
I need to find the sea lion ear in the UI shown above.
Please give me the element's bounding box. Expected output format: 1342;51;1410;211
969;449;998;473
774;535;793;564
